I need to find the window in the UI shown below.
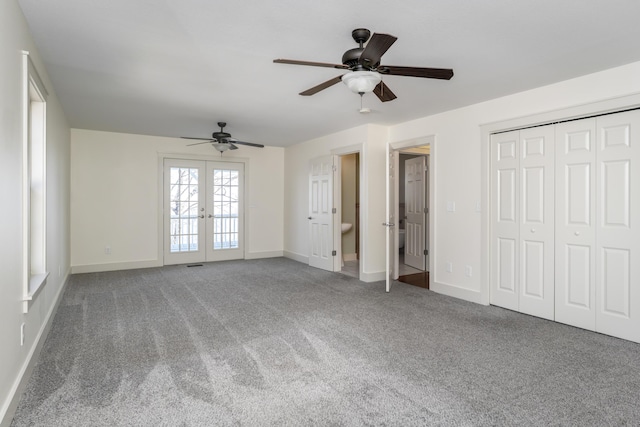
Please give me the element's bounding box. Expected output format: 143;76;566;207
22;51;48;311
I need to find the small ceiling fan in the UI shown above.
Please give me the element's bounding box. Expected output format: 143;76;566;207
182;122;264;153
274;28;454;102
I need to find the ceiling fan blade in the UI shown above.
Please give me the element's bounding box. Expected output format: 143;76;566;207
373;81;397;102
231;140;265;148
274;59;349;70
229;143;239;150
359;33;397;67
378;65;454;80
186;140;214;146
181;136;211;140
300;75;344;96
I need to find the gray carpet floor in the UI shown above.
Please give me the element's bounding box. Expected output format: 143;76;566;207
11;257;640;426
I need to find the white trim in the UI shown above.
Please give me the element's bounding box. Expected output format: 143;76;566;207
21;51;49;313
430;281;483;304
332;143;365;280
71;259;161;274
390;135;435;151
284;250;308;264
360;270;385;283
245;250;284;259
387;135;435;288
480;92;640;307
1;271;69;427
332;155;341;272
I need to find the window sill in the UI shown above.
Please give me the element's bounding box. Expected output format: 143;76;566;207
23;271;49;313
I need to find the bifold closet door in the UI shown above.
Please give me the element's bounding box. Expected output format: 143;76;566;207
518;126;555;320
491;130;520;311
555;119;597;330
490;126;554;319
595;110;640;342
556;111;640;343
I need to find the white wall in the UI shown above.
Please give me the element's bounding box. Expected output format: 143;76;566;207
70;129;284;272
390;60;640;303
284;124;388;281
0;1;71;425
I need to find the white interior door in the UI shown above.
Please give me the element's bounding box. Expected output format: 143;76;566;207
555;119;597;330
309;156;335;271
404;156;426;270
518;126;555;320
594;110;640;342
490;131;520;311
164;159;244;265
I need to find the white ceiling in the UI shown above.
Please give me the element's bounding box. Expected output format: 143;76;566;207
17;0;640;147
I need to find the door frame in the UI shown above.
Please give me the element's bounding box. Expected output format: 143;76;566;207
387;136;435;287
157;153;250;266
331;144;364;280
481;93;640;306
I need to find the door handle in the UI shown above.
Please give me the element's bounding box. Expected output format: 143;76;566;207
199;214;204;219
308;216;313;220
382;222;395;227
208;214;213;218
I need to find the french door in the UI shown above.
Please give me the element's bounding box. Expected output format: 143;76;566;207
163;159;244;265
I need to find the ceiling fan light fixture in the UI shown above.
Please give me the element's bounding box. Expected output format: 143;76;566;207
213;143;230;152
341;71;382;93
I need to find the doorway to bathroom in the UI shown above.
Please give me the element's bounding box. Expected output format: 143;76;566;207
339;153;360;278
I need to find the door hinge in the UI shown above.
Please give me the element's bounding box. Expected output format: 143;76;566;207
424;207;428;214
332;165;337;172
332;250;337;256
332;208;337;214
424;249;428;255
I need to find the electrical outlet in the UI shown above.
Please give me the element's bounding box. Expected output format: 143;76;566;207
20;323;25;346
446;262;453;273
105;246;111;255
465;265;473;277
447;201;456;212
475;201;481;212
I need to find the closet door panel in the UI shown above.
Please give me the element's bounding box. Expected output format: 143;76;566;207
491;131;520;311
595;111;640;342
519;126;555;320
555;119;597;330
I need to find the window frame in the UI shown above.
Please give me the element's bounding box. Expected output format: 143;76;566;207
22;51;49;313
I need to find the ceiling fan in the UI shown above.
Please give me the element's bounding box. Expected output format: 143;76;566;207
274;28;454;102
182;122;264;153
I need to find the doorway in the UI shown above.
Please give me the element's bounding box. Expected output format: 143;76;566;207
386;138;433;292
340;153;360;278
398;151;429;288
163;158;244;265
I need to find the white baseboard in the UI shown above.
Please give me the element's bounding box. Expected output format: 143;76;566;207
245;250;283;260
360;270;385;283
1;270;70;427
430;280;484;305
343;253;358;262
71;259;162;274
283;250;308;264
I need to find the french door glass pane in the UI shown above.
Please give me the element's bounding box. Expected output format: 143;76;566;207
212;168;239;250
169;167;199;252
